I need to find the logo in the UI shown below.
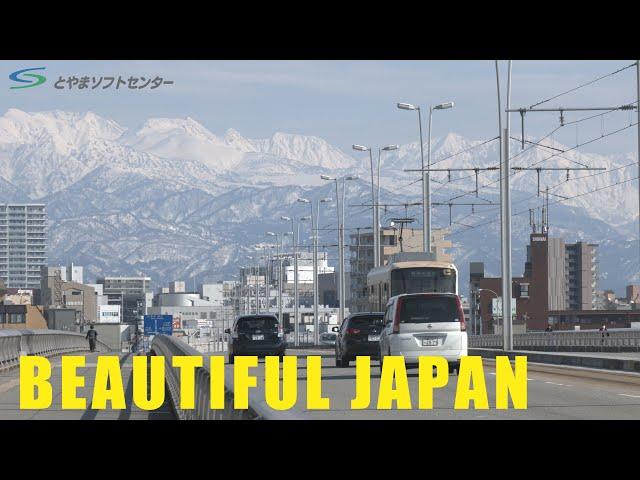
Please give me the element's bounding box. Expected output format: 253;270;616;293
9;67;46;89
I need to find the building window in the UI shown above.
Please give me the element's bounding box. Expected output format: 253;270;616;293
520;283;529;298
8;313;25;324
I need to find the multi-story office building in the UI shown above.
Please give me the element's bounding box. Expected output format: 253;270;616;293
471;233;599;332
40;266;98;326
0;204;47;289
97;276;152;325
349;227;452;313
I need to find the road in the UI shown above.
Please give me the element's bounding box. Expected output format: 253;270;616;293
226;351;640;419
2;349;639;419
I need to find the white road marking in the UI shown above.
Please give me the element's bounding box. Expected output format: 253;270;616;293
490;372;534;381
545;382;565;386
618;394;640;399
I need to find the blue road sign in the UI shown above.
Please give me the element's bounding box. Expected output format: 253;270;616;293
143;314;173;336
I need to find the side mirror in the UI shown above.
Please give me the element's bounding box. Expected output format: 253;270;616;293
224;328;230;334
331;326;339;332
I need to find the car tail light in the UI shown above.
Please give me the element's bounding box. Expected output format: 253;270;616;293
346;328;361;335
393;297;403;334
455;296;467;331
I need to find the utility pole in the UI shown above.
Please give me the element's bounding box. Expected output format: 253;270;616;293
502;60;514;351
496;60;514;351
313;202;319;345
637;60;640;268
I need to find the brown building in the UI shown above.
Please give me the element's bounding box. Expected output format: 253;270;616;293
626;285;640;305
0;304;47;329
471;233;599;332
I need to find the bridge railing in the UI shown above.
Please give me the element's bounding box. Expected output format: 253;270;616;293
469;330;640;351
150;334;302;420
0;329;110;371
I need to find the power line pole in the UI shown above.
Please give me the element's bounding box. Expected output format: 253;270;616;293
496;60;514;352
637;60;640;269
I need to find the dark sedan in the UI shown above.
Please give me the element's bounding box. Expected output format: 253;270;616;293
334;312;384;367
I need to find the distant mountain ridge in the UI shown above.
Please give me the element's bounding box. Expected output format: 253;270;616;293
0;109;637;295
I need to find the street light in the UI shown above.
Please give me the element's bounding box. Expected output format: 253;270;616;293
321;174;358;326
353;144;399;269
377;144;398;266
397;100;454;255
282;215;304;346
353;144;378;269
298;197;332;345
266;232;285;324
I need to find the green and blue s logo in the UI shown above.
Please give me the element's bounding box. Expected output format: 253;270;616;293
9;67;46;89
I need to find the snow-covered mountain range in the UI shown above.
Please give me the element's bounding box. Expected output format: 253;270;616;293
0;109;637;295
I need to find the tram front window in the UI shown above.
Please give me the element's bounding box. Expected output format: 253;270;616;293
390;268;456;296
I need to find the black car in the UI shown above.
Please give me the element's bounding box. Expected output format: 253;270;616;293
225;314;287;364
334;312;384;367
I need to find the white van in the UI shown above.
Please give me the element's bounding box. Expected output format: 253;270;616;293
379;293;468;374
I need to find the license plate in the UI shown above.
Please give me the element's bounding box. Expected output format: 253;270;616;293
422;338;439;346
368;335;380;342
252;334;264;341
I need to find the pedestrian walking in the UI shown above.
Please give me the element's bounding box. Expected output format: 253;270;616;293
86;325;98;352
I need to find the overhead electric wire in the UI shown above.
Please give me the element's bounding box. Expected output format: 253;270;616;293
528;62;637;109
448;175;639;237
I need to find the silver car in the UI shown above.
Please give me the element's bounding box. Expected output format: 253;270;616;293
379;293;468;374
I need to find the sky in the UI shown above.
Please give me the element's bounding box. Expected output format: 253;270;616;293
1;60;638;156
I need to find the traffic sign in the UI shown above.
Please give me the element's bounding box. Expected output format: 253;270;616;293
143;314;173;336
491;297;516;317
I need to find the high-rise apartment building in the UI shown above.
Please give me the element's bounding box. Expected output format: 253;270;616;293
472;233;599;331
0;204;47;289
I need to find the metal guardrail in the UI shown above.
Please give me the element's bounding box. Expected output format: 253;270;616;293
469;330;640;352
0;329;110;371
150;334;303;420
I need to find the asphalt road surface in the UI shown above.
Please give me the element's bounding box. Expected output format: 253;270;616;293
225;352;640;420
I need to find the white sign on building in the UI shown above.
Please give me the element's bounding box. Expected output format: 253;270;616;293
98;304;121;324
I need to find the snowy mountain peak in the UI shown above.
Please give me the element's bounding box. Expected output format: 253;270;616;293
223;128;256;152
0;109;125;149
127;116;222;143
255;131;357;169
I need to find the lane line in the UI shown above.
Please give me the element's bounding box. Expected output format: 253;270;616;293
618;393;640;399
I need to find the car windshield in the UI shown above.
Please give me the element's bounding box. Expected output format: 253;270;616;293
349;315;384;327
236;316;278;332
399;296;460;324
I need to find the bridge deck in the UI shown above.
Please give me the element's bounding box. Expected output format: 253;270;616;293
0;353;175;420
230;349;640;420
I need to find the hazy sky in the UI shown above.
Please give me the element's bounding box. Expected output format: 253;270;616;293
2;60;638;156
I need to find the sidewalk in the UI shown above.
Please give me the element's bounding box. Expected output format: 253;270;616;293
0;353;175;420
